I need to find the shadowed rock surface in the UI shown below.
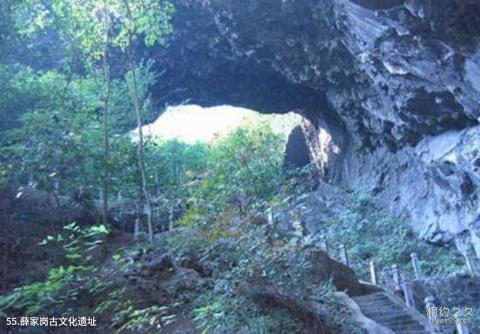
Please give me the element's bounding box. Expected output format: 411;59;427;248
285;126;311;167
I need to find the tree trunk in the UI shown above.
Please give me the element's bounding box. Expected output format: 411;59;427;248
102;49;111;227
125;34;154;243
101;0;112;227
2;214;7;293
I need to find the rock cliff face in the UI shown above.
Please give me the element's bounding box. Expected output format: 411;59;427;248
152;0;480;256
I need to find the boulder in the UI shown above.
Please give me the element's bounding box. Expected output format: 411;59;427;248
305;250;373;297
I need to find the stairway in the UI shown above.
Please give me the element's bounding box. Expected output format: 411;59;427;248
353;292;434;334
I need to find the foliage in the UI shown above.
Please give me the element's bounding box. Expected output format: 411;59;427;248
166;215;364;334
111;0;175;49
3;1;471;332
51;0;110;61
201;125;286;208
121;60;160;130
149;124;292;229
0;69;139;200
19;0;174;61
0;223;108;317
0;60;172;206
0;65;56;130
146;139;209;199
140;122;306;233
324;192;466;280
117;305;176;333
0;0;23;60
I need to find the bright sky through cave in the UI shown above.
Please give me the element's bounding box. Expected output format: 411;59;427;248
131;104;302;144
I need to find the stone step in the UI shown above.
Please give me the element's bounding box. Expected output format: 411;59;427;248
355;302;396;309
386;323;425;332
353;294;395;300
377;318;420;326
355;305;404;313
353;298;401;307
354;300;401;307
353;292;432;334
354;294;391;301
353;294;391;302
374;317;417;325
357;292;387;298
360;308;410;319
365;312;425;327
376;318;423;326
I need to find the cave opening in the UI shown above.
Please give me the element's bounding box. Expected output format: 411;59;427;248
135;100;348;185
149;61;349;183
137;104;295;143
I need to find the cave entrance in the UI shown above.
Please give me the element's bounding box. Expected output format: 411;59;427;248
135;103;312;167
138;104;299;143
135;102;348;183
150;59;348;181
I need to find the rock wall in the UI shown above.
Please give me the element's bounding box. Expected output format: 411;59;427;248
343;126;480;256
152;0;480;255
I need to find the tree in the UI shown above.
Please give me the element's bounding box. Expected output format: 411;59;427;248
9;0;174;242
0;0;21;61
113;0;174;243
2;71;105;200
51;0;113;226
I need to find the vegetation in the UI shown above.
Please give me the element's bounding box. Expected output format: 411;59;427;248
0;223;108;316
323;192;466;281
0;1;476;333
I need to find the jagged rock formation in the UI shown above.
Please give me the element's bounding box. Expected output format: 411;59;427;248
151;0;480;256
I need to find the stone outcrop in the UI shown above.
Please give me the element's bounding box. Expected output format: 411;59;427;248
151;0;480;256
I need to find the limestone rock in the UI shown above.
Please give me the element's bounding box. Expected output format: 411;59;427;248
150;0;480;256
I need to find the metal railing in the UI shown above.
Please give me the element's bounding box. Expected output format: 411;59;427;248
317;235;476;334
265;208;478;334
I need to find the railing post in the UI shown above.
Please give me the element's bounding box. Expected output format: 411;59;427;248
134;218;140;241
319;235;329;254
391;264;401;290
339;244;349;267
425;296;437;324
369;259;378;285
455;309;470;334
402;277;415;308
266;208;273;225
168;206;174;231
465;249;478;276
410;253;423;279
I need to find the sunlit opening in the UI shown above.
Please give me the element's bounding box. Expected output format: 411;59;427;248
131;104;303;144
